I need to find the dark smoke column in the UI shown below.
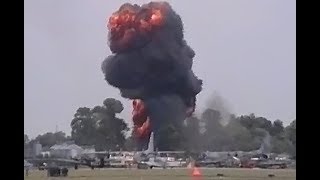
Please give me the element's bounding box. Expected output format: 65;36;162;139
102;2;202;150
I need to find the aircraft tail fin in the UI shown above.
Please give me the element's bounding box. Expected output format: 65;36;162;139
146;132;154;154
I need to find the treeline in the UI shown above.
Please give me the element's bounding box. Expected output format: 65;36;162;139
25;98;128;151
183;111;296;157
24;98;296;157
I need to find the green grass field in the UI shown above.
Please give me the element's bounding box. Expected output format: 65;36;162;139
24;168;296;180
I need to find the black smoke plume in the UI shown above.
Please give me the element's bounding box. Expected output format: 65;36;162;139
101;1;202;149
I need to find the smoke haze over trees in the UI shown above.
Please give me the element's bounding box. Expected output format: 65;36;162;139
205;92;233;125
25;96;296;157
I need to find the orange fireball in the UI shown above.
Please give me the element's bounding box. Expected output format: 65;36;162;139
149;9;163;26
107;6;165;35
132;99;151;138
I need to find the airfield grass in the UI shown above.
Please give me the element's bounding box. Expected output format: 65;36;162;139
24;168;296;180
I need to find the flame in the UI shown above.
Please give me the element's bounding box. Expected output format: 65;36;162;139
108;14;119;30
132;99;151;138
149;9;163;26
134;118;151;138
107;6;165;38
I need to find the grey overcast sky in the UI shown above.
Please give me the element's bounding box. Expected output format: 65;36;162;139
24;0;296;139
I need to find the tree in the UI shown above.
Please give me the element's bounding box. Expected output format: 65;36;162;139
183;116;202;152
24;134;29;146
285;119;296;145
270;119;285;137
285;119;296;157
92;98;128;150
71;107;97;146
255;117;272;132
201;108;223;130
271;136;294;154
200;108;231;151
31;131;69;148
271;119;294;155
239;114;272;133
156;122;185;151
54;131;69;143
70;98;129;151
224;118;254;151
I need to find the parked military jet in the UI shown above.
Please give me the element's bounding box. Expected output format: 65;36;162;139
133;132;188;169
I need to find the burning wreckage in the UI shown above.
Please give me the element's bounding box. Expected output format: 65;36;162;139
101;2;202;150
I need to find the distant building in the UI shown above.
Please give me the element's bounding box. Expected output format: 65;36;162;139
40;151;51;158
24;141;42;158
50;141;83;159
33;142;42;157
24;146;32;158
81;145;96;159
81;145;95;154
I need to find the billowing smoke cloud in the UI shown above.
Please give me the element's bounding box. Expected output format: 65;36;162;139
101;2;202;149
206;92;233;125
259;131;271;154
